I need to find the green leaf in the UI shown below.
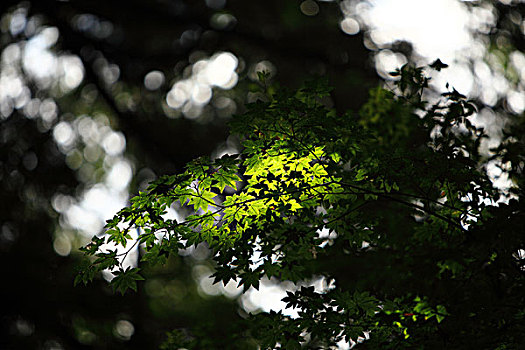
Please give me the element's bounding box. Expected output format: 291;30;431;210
107;228;132;247
238;270;260;292
111;267;145;295
93;250;119;270
74;260;97;286
211;266;238;285
79;235;105;255
288;199;302;212
213;171;240;192
189;190;216;212
257;70;270;83
311;163;327;177
436;305;448;323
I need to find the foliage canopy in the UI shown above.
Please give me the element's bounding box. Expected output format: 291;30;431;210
78;64;525;348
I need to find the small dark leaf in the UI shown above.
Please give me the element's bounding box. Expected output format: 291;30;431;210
429;59;448;71
442;88;466;101
238;270;261;292
211;266;238;285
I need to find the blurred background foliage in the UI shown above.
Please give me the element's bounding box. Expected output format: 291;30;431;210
0;0;523;349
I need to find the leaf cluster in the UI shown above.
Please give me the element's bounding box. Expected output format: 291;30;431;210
77;63;525;348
